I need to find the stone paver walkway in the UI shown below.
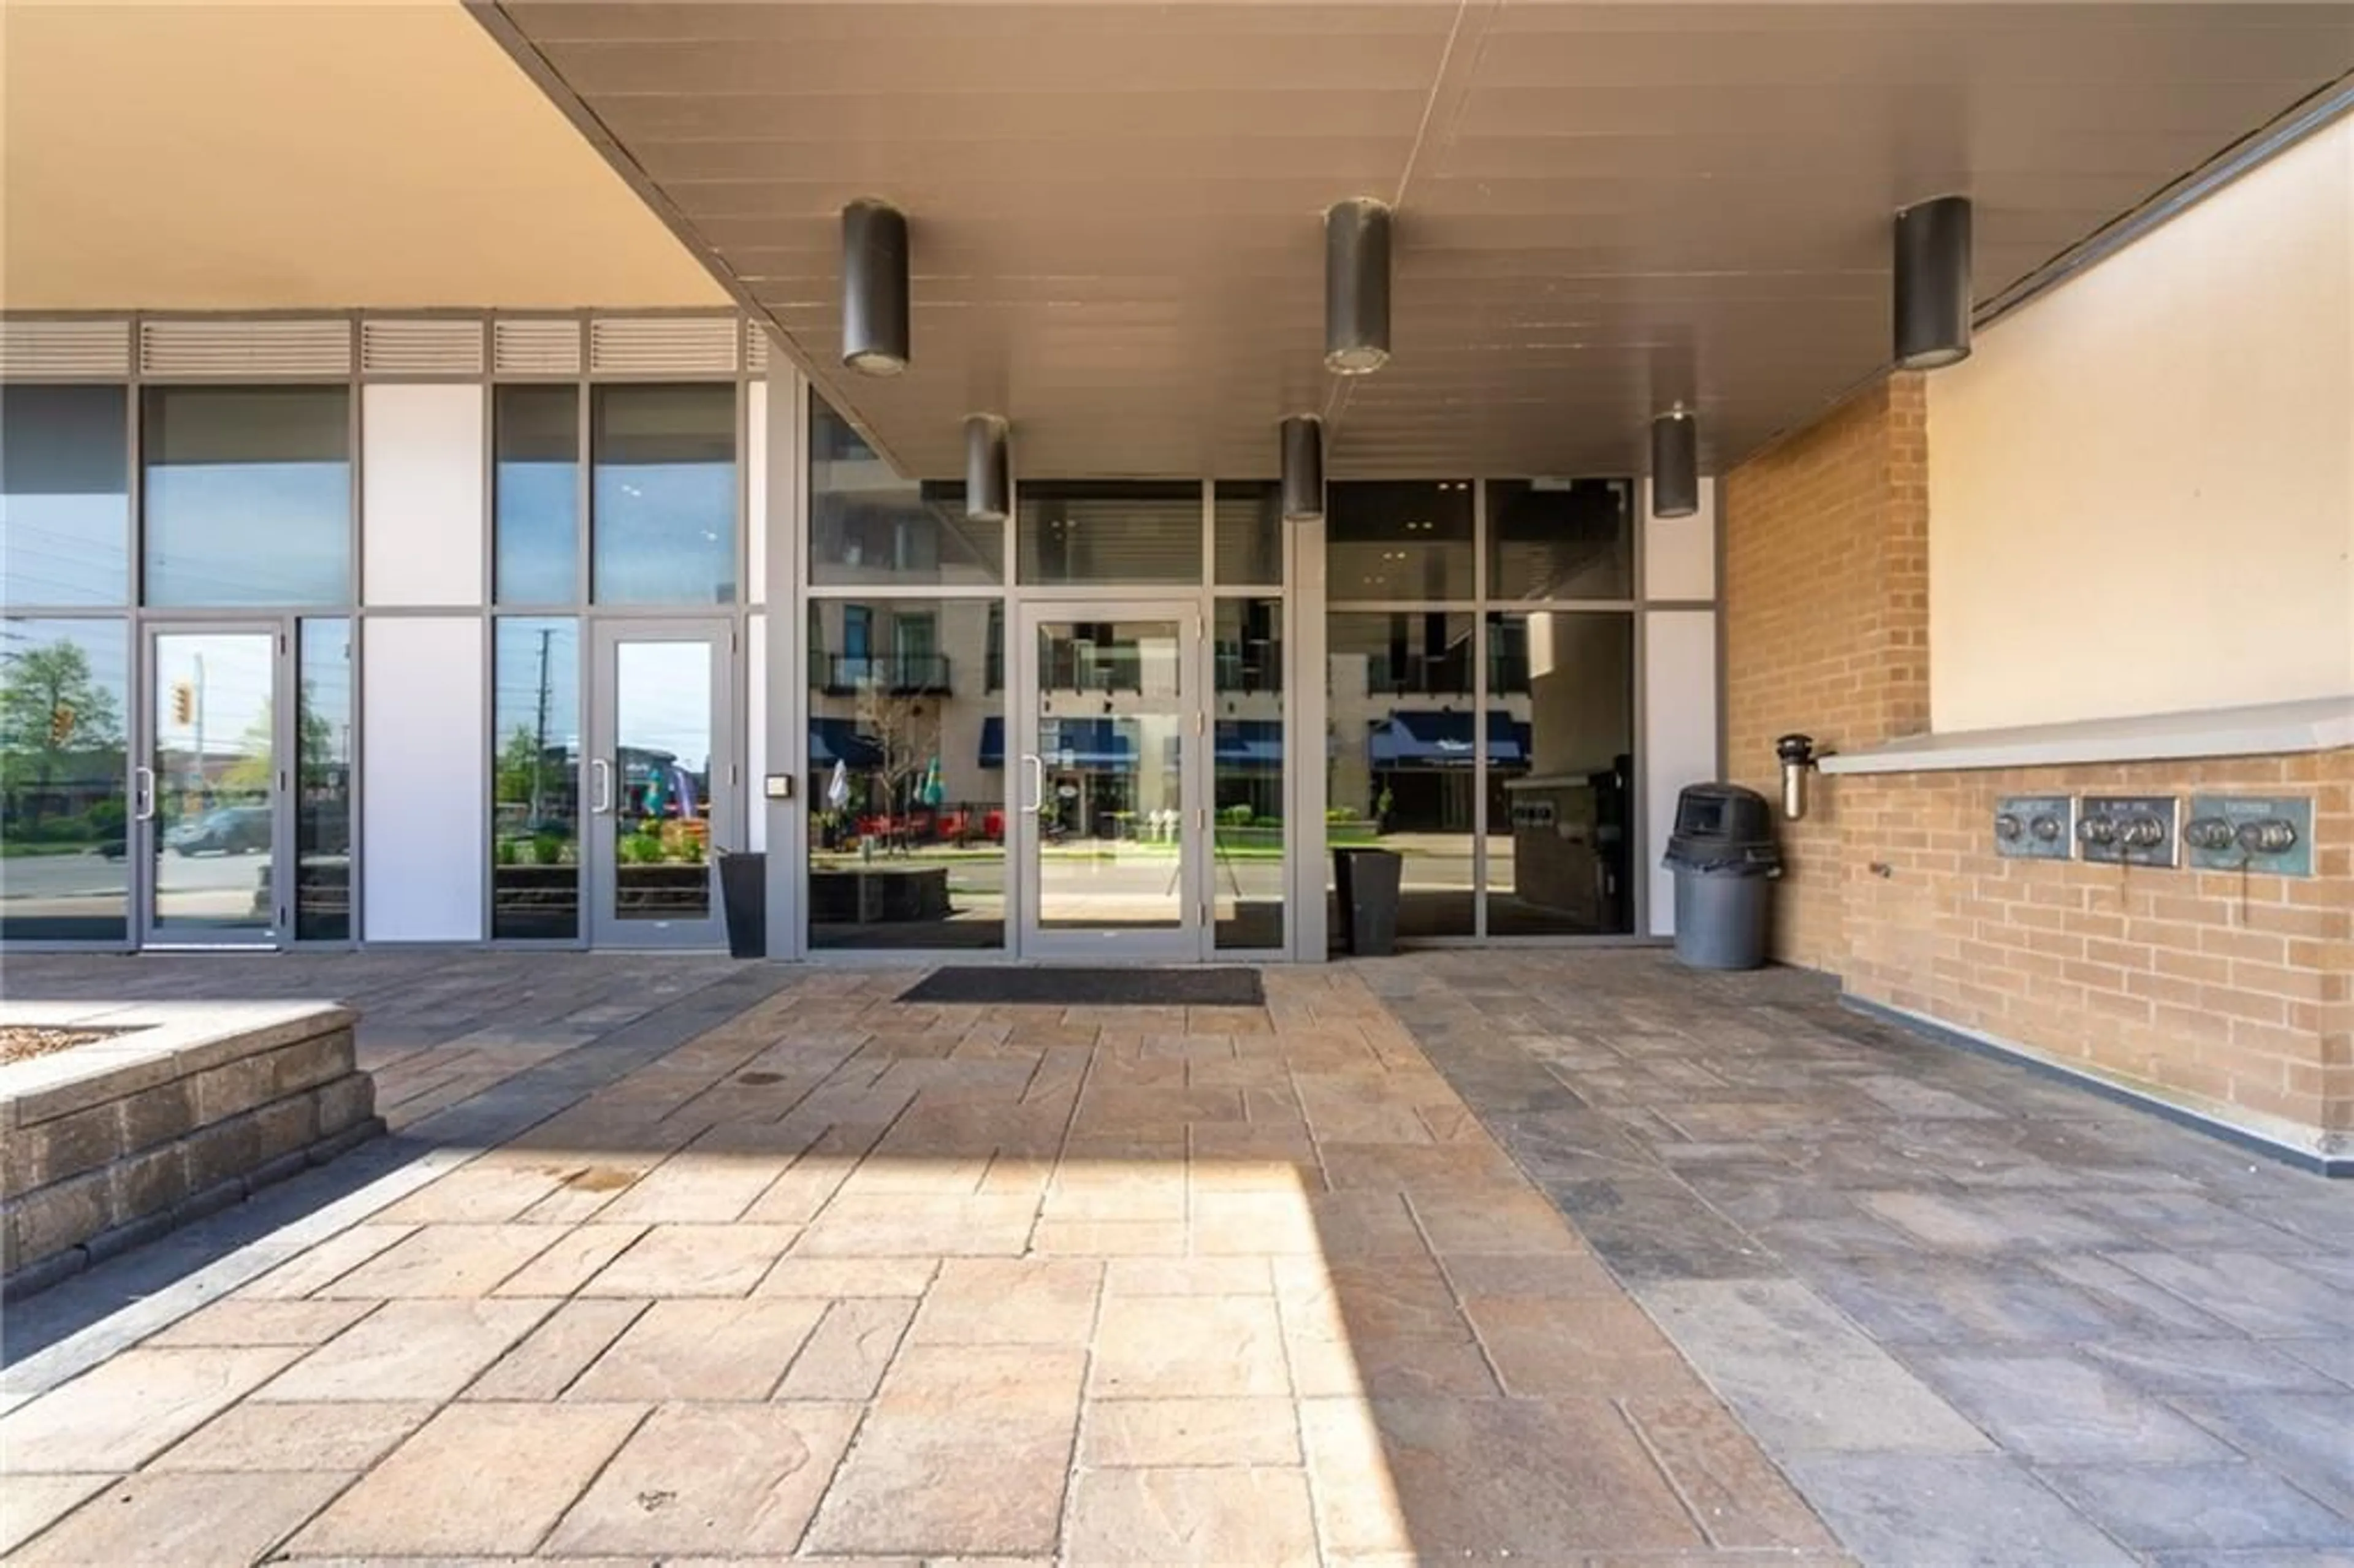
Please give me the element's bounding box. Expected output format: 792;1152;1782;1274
1382;951;2354;1568
3;950;2348;1566
1;956;1840;1566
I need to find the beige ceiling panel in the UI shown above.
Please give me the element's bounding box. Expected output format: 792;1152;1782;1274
1;0;725;311
475;0;2351;479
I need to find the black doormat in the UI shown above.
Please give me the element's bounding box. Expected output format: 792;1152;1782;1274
899;965;1264;1007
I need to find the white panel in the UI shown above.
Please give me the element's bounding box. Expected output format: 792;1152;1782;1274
362;382;486;607
363;618;486;942
1644;610;1718;937
747;614;769;852
747;378;769;606
1642;475;1717;602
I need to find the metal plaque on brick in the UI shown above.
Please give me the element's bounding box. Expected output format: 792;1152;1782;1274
1992;795;2072;859
2075;795;2178;868
2183;795;2315;878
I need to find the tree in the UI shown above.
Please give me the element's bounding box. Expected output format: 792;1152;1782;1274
0;641;123;831
851;679;939;852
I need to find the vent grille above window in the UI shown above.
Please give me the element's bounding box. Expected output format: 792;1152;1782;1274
361;319;486;376
140;319;354;378
494;318;583;377
0;319;133;378
745;322;772;373
590;316;739;377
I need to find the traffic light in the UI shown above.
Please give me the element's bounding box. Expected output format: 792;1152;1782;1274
171;682;194;726
47;704;74;747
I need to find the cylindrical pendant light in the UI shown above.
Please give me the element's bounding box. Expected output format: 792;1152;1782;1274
1651;408;1699;520
1894;195;1973;370
840;198;910;376
965;414;1010;523
1279;415;1324;521
1324;198;1393;375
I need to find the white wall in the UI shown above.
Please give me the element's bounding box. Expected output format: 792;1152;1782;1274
361;382;485;606
1643;610;1719;937
362;617;485;941
1930;118;2354;733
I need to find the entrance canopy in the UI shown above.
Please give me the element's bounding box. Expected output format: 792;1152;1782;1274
476;1;2349;478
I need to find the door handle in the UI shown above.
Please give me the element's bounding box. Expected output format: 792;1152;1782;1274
590;759;614;815
133;767;155;822
1021;753;1044;814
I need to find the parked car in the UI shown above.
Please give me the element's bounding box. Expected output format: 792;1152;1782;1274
166;805;270;856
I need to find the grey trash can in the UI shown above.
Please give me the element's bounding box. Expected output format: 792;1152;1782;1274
1333;847;1404;957
1663;785;1779;970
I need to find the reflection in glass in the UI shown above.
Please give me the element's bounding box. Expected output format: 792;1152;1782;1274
1018;482;1201;585
296;620;352;940
612;641;712;921
1486;612;1636;934
1214;482;1283;587
492;618;580;938
1488;479;1634;601
151;631;276;937
807;599;1004;949
1327;612;1477;942
1;386;129;607
1035;619;1184;931
0;620;129;940
1214;598;1284;949
592;385;736;605
810;396;999;587
143;387;350;606
495;386;580;604
1328;481;1474;602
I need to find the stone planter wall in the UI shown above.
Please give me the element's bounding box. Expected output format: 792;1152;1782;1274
1;1003;380;1298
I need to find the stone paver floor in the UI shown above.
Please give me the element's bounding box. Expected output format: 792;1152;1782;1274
1;950;2347;1566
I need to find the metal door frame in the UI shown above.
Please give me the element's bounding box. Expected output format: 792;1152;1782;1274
136;621;291;950
586;617;737;950
1011;598;1208;962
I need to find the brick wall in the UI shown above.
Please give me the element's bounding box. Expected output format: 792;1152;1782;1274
1840;752;2352;1139
1722;375;1929;969
1723;376;2351;1151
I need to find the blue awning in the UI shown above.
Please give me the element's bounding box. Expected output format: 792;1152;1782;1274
980;715;1004;769
1043;717;1137;771
1216;720;1284;770
810;717;883;770
1368;710;1529;768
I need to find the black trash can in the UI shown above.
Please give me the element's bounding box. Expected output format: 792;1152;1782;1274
1333;847;1404;957
1662;785;1780;970
715;849;768;959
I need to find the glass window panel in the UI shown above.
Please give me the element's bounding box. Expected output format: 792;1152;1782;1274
494;384;580;604
1327;481;1474;602
612;641;714;921
0;618;129;940
150;630;276;938
1034;617;1184;931
1326;611;1476;943
1214;481;1284;586
1;386;129;606
295;619;353;941
1017;481;1201;585
1485;611;1636;935
810;395;1000;587
808;598;1004;949
1488;479;1634;601
492;617;581;938
592;384;736;605
143;387;351;606
1214;598;1284;950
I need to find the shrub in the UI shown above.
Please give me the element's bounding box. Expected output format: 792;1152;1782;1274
1222;803;1255;828
531;833;566;867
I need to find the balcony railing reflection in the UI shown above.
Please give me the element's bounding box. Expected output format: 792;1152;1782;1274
821;653;953;695
1360;655;1530;696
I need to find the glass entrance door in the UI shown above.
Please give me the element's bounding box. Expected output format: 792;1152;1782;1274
140;626;286;947
1015;603;1205;959
587;621;734;949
